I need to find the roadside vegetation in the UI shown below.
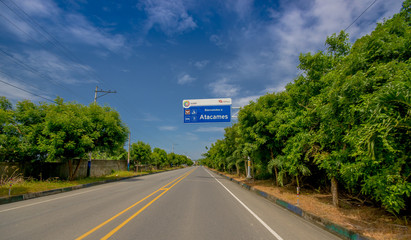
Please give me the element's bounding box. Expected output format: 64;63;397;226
0;92;192;181
0;167;184;198
200;1;410;217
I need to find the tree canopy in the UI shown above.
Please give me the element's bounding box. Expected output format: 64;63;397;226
0;97;129;179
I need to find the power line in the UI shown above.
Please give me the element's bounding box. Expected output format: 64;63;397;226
344;0;378;32
297;0;379;77
2;0;118;93
0;0;90;102
0;69;53;96
0;48;84;99
0;0;84;66
0;78;55;103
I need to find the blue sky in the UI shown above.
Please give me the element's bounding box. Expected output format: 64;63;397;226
0;0;404;160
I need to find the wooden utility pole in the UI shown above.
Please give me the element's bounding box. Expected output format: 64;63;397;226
94;86;116;103
87;86;117;177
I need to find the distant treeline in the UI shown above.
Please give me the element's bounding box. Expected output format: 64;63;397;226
200;2;410;215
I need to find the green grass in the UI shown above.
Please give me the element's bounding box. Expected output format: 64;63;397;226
0;168;176;198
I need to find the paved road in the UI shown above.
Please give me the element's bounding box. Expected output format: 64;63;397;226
0;167;341;240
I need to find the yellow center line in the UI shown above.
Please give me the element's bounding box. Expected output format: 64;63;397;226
75;168;196;240
100;168;196;240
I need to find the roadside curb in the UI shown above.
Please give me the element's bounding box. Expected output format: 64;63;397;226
0;168;181;205
209;169;372;240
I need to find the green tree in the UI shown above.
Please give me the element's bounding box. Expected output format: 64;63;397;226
0;97;21;162
131;141;152;168
38;99;127;179
151;147;167;169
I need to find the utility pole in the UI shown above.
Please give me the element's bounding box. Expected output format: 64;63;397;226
94;86;117;103
172;143;178;153
87;86;117;177
127;132;131;171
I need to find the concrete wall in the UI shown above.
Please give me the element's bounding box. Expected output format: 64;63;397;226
64;159;128;179
0;160;128;180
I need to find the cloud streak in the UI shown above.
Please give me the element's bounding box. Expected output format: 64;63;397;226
209;78;240;98
140;0;197;36
177;73;196;85
195;127;225;133
205;0;403;106
158;126;177;131
65;14;126;52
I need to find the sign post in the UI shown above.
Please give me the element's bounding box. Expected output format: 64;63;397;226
183;98;232;123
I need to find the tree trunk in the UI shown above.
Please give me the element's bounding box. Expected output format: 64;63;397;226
73;159;81;180
236;163;240;176
68;159;82;181
270;149;279;186
331;176;339;207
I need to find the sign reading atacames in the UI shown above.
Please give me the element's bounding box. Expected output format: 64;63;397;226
183;98;232;123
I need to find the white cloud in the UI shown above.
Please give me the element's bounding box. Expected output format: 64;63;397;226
224;0;253;19
210;34;225;48
212;0;403;103
263;83;287;95
209;78;240;97
269;0;403;58
158;126;177;131
16;0;59;18
193;60;209;69
0;0;127;53
137;113;161;122
65;14;126;52
23;50;96;85
184;132;199;141
0;75;46;102
177;74;196;85
233;95;260;108
195;127;225;133
0;0;58;41
140;0;197;36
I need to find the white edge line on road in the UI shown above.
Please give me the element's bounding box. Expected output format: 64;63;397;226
206;169;284;240
0;184;113;213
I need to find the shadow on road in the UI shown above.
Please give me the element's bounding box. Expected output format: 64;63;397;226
121;178;143;182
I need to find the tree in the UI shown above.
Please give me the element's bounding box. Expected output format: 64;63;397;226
131;141;152;168
37;98;128;180
151;147;167;169
0;97;21;162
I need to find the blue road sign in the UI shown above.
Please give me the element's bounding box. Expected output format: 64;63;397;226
184;105;231;123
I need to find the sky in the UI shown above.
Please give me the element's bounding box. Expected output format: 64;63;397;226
0;0;404;160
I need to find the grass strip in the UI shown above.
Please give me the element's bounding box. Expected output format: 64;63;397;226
0;168;176;197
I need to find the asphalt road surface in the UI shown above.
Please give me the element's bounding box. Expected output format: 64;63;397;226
0;167;341;240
